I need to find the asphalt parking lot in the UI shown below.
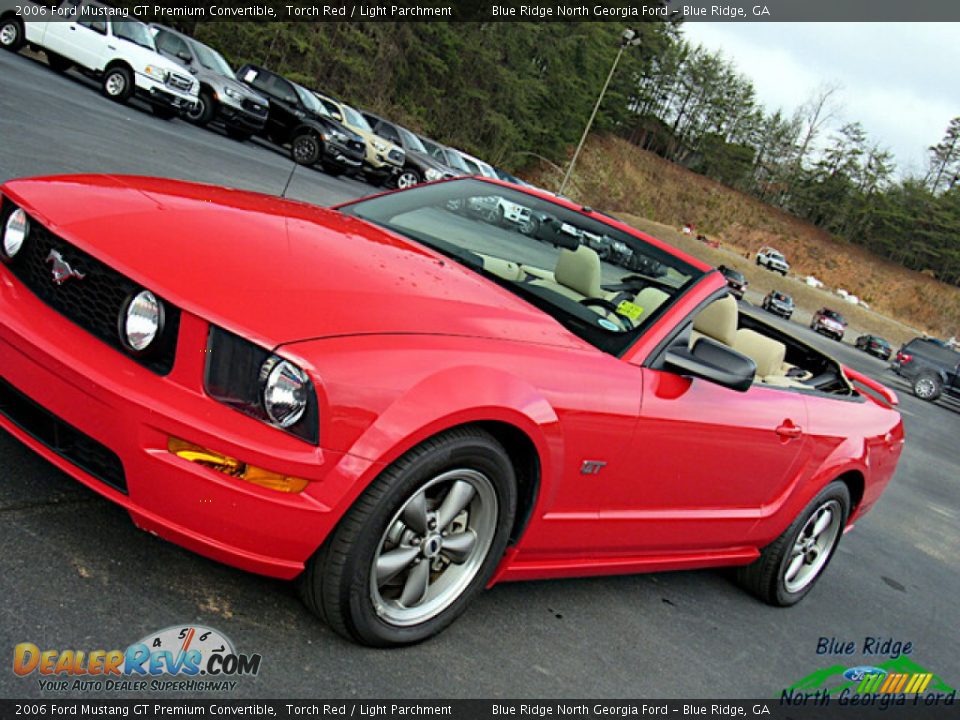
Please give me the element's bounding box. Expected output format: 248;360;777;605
1;49;959;700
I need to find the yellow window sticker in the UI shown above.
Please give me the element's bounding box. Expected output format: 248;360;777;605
616;301;644;321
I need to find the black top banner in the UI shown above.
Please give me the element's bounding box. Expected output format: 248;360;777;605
12;0;960;22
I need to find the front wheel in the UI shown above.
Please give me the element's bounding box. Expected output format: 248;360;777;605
185;91;215;126
395;169;420;189
299;428;517;647
736;480;850;606
291;133;321;166
0;18;24;51
913;372;942;401
102;66;133;102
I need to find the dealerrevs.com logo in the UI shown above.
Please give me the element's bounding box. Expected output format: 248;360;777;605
13;625;262;692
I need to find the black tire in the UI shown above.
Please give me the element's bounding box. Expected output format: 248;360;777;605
225;127;252;142
298;427;517;647
394;168;420;190
291;132;321;166
46;53;72;73
912;372;942;402
185;90;215;127
756;258;762;266
780;269;787;276
0;17;25;52
101;65;133;102
736;480;850;606
151;105;178;120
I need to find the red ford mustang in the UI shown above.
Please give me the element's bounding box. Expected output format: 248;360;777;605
0;175;903;646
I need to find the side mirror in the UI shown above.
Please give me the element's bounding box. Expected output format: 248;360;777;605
664;337;756;392
177;51;192;63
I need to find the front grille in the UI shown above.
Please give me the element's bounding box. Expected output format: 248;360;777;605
387;148;404;164
166;73;193;92
1;202;179;375
0;376;127;494
241;98;267;115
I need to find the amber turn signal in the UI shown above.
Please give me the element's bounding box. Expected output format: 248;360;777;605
167;437;309;493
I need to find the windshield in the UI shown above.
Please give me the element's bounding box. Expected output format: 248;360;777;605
342;104;371;131
294;85;327;116
823;310;845;322
397;127;427;154
192;40;234;76
443;149;472;173
112;21;156;51
338;179;702;354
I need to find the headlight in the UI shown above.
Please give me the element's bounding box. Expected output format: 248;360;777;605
143;65;168;81
328;130;348;143
222;86;243;101
204;326;319;444
424;168;443;182
2;208;28;259
120;290;163;352
260;357;308;428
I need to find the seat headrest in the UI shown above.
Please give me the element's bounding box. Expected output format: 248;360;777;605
734;329;786;379
555;245;602;298
693;295;738;346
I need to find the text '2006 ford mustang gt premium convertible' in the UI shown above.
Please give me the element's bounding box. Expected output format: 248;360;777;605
0;176;904;646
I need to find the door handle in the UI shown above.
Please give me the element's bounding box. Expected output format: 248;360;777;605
775;420;803;439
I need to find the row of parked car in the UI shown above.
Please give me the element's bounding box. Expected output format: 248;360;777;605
0;0;522;191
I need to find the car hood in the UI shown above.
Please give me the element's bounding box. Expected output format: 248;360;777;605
2;175;587;352
216;74;268;104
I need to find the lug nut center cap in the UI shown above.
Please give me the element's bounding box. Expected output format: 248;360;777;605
422;534;443;559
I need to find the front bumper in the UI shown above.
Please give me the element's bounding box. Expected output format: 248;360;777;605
323;141;365;170
133;73;196;109
217;95;268;132
0;263;369;579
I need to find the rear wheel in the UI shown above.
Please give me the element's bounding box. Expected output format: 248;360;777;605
736;481;849;606
0;18;24;51
291;132;321;166
913;373;942;401
102;66;133;102
298;428;517;647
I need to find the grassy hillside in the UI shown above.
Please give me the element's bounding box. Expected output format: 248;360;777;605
527;135;960;340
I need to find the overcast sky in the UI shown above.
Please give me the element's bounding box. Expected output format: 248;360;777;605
680;23;959;177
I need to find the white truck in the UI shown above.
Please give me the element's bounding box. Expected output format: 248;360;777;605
755;246;790;275
0;0;197;118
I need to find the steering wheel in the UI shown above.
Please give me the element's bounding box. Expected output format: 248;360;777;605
579;297;633;331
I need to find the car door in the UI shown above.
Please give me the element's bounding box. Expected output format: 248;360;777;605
244;68;298;142
589;366;811;554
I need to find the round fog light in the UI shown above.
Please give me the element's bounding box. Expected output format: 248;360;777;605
3;209;29;259
262;359;308;428
121;290;163;352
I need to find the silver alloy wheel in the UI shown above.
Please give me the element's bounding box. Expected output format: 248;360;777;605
105;72;126;97
370;468;498;627
914;377;936;399
186;96;206;121
396;171;418;189
783;499;842;593
0;22;18;46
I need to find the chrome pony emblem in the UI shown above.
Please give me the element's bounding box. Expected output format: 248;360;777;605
45;249;86;285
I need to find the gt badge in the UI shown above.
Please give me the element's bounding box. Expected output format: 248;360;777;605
581;460;607;475
46;249;86;285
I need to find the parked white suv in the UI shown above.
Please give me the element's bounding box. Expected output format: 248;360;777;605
0;0;197;118
756;246;790;275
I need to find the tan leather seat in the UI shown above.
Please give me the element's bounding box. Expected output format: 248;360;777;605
632;287;669;321
689;295;738;347
733;329;785;381
529;245;603;302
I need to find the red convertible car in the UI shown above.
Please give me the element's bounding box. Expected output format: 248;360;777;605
0;175;903;646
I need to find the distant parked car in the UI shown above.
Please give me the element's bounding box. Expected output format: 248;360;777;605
855;334;892;360
150;24;268;140
313;91;405;186
811;308;847;341
236;64;366;175
756;247;790;275
360;111;456;189
718;265;747;300
417;136;470;177
890;337;960;402
761;290;794;320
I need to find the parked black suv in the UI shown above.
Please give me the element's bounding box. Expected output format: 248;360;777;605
237;64;366;175
890;337;960;402
360;111;457;189
151;25;268;141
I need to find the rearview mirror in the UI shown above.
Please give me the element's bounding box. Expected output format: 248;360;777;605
664;337;756;392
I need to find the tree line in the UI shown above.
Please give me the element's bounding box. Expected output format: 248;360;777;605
165;19;960;287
